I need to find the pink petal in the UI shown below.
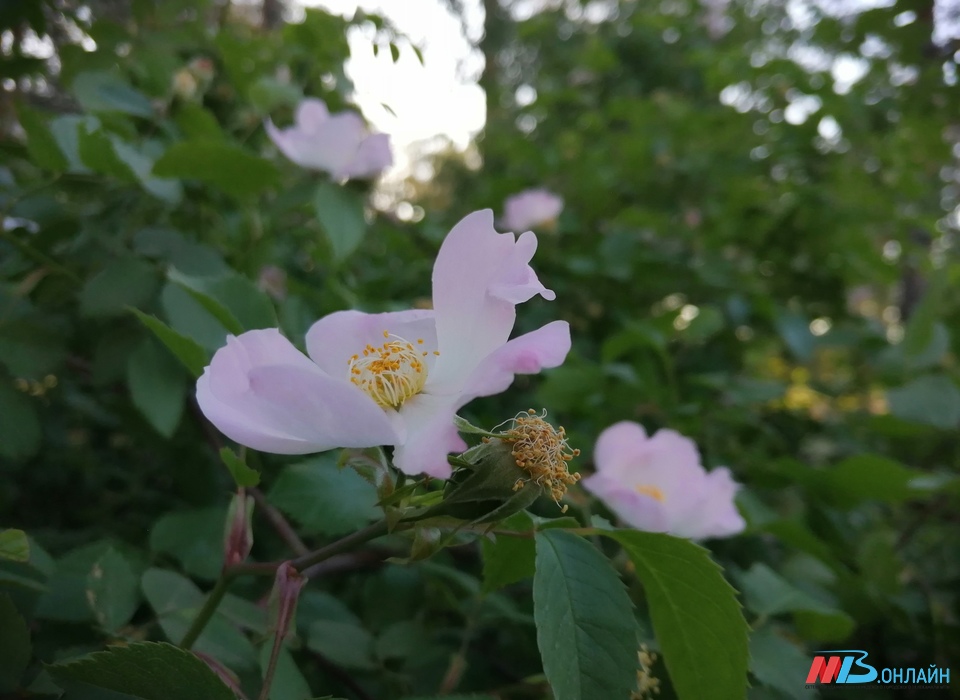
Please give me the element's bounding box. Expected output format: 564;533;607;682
581;473;669;532
679;468;746;540
305;309;437;378
502;188;564;231
295;98;330;132
430;210;555;389
392;393;466;478
593;421;650;476
454;321;570;399
265;102;365;177
196;329;398;454
344;133;393;179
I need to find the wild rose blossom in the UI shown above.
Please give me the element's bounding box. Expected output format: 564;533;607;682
582;421;745;539
197;210;570;479
502;188;564;231
265;98;392;180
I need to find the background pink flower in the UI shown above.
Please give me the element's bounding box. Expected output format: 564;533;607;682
502;188;564;231
582;421;745;539
265;98;392;180
197;210;570;479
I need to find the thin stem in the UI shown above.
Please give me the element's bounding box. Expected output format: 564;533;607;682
250;487;309;556
179;574;233;649
258;641;282;700
290;519;391;573
180;519;393;649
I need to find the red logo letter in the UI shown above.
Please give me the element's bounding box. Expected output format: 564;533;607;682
807;656;842;684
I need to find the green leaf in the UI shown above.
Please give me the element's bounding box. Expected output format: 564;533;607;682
71;71;154;117
259;644;312;700
112;139;183;204
0;531;29;564
220;447;261;487
314;182;367;262
168;269;279;334
149;508;226;581
174;104;225;141
268;456;381;536
130;308;209;378
0;593;31;692
0;380;40;460
749;627;817;700
249;77;303;112
307;620;377;670
0;321;67;378
160;282;232;352
153;141;281;198
481;533;535;592
77;121;136;180
902;268;946;357
141;569;259;669
737;563;840;617
126;337;187;437
86;547;140;633
141;568;203;615
17;102;68;170
887;374;960;429
608;530;749;700
819;454;942;505
80;259;159;318
47;641;236;700
533;530;638;700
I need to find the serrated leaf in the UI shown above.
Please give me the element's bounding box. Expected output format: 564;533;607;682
608;530;749;700
533;529;638;700
129;309;209;378
47;641;236;700
314;182;366;262
126;337;187;437
86;548;140;633
268;456;380;536
0;530;29;563
0;593;30;692
482;534;535;593
220;447;260;487
153;141;281;198
749;627;817;700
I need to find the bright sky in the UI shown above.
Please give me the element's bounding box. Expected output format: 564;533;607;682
297;0;487;179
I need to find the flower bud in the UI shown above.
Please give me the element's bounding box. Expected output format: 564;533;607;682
223;490;254;568
438;410;581;523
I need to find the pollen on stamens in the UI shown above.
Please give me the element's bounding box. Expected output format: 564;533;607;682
499;409;581;505
347;331;429;408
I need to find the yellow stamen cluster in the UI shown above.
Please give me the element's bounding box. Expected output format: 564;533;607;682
634;484;665;502
14;374;57;397
495;409;580;507
348;331;434;408
631;645;661;700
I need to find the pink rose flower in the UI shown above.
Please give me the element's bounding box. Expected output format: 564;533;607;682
502;188;564;231
582;421;745;539
196;210;570;479
265;98;392;180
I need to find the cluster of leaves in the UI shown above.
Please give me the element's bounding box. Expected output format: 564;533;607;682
0;0;958;699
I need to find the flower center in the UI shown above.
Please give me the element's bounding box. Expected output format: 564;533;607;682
634;484;665;502
348;331;432;408
498;409;581;508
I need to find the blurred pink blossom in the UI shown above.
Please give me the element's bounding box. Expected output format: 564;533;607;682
502;188;564;231
582;421;745;539
265;98;392;180
197;210;569;479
